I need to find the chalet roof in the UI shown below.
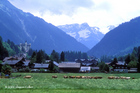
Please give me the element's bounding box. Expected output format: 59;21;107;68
3;57;25;62
116;61;125;65
2;60;24;65
23;60;30;66
53;61;59;67
80;66;91;71
59;63;81;68
34;63;49;69
81;63;94;66
61;62;76;63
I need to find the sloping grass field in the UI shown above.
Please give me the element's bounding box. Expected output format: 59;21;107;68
0;73;140;93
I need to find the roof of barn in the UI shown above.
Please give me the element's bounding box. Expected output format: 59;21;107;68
58;63;81;68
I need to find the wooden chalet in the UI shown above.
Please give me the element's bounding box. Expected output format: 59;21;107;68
2;57;26;72
109;61;128;72
58;62;81;73
31;63;49;71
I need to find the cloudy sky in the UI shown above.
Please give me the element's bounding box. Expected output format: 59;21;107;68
8;0;140;34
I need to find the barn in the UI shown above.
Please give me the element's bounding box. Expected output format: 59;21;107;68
58;62;81;73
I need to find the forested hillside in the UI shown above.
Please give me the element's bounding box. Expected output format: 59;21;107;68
88;16;140;57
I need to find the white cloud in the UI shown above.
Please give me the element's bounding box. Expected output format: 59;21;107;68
8;0;140;34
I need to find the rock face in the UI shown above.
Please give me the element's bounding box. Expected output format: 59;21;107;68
0;0;89;54
88;16;140;57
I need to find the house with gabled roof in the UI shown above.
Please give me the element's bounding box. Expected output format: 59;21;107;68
2;56;26;72
59;62;81;73
30;63;49;72
108;61;128;72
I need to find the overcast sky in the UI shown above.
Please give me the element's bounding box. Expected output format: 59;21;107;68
8;0;140;34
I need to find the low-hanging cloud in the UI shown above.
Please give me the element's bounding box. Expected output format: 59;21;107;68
9;0;94;15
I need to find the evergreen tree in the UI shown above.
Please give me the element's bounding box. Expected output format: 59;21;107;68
138;46;140;56
137;54;140;72
44;53;50;60
127;61;137;68
125;54;131;64
31;51;36;58
49;60;54;72
130;53;137;61
50;50;59;62
36;50;45;63
132;47;138;58
60;51;65;61
110;57;118;65
0;36;9;60
0;61;2;72
82;53;88;59
98;61;109;72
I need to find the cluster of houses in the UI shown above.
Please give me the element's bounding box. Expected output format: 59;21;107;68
0;57;99;73
0;56;138;73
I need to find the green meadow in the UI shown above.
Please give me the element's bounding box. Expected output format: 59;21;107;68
0;73;140;93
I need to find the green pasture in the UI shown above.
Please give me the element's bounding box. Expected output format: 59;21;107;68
0;73;140;93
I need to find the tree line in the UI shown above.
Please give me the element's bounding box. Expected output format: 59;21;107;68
99;46;140;72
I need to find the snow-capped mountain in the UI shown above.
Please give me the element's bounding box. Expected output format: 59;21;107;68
107;25;116;31
58;23;105;49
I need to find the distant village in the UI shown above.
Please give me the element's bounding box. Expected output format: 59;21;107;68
0;42;138;75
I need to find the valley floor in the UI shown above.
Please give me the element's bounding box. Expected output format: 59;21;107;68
0;73;140;93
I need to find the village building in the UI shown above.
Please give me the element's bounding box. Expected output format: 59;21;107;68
2;57;27;72
59;62;81;73
19;41;31;57
75;59;98;66
128;68;137;73
80;66;91;73
108;61;128;73
31;63;49;72
19;41;31;53
53;61;59;67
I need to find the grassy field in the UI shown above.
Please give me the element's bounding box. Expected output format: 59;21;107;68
0;73;140;93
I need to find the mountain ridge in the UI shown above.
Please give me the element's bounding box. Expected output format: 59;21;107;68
88;16;140;57
0;0;89;54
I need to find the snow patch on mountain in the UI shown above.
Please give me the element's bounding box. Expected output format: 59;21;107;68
58;23;106;49
78;29;91;38
67;32;76;38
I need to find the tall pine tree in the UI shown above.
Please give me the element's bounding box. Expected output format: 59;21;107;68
60;51;65;61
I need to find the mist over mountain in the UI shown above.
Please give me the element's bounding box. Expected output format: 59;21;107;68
58;23;105;49
0;0;89;54
88;16;140;57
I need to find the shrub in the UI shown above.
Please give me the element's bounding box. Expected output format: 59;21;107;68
40;69;45;73
25;67;30;72
1;64;12;75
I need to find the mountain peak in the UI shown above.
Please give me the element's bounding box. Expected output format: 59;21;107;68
58;23;104;49
80;23;89;27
